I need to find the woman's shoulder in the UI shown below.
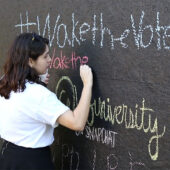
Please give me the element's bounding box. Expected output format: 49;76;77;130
25;81;52;97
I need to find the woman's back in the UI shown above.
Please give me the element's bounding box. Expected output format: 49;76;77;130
0;81;69;148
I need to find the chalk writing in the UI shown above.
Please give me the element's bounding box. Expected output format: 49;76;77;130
92;149;144;170
56;76;166;161
60;145;145;170
129;152;145;170
49;48;88;70
88;97;166;161
130;11;153;49
15;11;170;50
107;154;118;170
61;144;79;170
92;150;96;170
75;125;118;148
88;98;166;160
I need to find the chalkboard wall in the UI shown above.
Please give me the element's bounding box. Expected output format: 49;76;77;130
0;0;170;169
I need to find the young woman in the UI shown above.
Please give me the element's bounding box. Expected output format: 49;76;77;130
0;32;93;170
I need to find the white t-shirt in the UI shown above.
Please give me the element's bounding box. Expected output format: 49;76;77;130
0;81;69;148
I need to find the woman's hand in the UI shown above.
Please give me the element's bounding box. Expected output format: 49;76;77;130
80;65;93;87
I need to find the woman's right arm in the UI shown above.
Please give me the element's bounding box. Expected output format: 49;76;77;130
57;65;93;131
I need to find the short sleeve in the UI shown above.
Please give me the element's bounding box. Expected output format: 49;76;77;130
37;92;70;127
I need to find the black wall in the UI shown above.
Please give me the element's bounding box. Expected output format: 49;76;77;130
0;0;170;169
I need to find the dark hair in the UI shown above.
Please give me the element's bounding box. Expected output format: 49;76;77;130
0;32;49;99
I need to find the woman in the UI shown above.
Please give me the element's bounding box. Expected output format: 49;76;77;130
0;32;93;170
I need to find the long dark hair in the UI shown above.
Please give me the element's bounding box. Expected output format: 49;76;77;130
0;32;49;99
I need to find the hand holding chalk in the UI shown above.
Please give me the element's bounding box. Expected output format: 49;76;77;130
80;65;93;87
